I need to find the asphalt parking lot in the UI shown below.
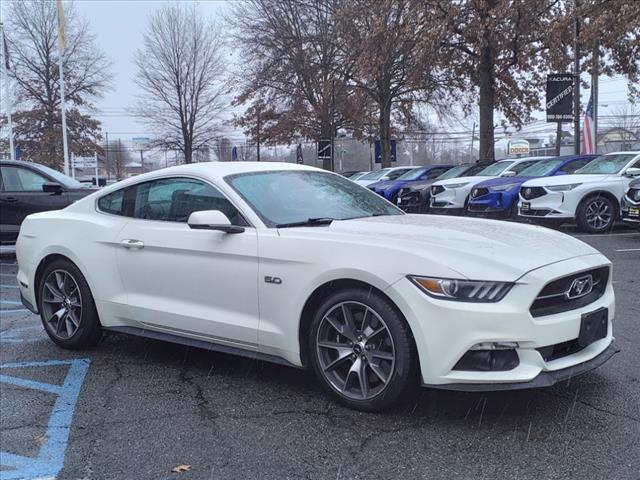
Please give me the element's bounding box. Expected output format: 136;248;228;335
1;227;639;480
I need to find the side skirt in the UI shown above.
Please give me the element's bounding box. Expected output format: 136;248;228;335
105;326;304;370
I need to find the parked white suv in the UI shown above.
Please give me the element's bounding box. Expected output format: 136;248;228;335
430;157;547;214
354;166;419;187
518;152;640;233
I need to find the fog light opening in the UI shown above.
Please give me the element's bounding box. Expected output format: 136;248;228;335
469;341;520;351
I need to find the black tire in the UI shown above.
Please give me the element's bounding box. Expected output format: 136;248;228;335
576;195;617;234
308;287;417;412
37;258;102;350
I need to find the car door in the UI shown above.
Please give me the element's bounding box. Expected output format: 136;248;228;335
115;176;260;349
0;165;70;243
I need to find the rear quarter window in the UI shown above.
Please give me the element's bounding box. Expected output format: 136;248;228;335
97;189;125;215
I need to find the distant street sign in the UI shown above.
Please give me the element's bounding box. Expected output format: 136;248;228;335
72;156;97;168
132;137;150;150
546;74;574;122
374;139;397;163
507;139;530;155
317;139;331;160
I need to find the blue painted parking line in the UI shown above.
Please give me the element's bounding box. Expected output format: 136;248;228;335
0;273;16;277
0;358;91;480
0;309;30;314
0;325;43;343
1;300;23;305
1;284;19;289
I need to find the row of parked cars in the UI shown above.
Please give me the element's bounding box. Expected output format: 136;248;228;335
343;151;640;234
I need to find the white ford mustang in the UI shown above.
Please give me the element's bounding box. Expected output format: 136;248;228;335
16;162;618;411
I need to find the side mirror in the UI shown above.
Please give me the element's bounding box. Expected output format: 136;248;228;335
502;170;516;177
554;170;567;176
42;182;64;194
624;167;640;177
187;210;245;234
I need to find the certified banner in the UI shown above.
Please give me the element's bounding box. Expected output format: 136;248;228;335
546;74;574;122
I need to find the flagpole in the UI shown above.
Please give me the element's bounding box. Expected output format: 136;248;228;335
1;23;15;161
56;0;70;175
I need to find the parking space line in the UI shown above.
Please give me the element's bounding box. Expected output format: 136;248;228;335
0;358;91;480
574;232;639;238
1;300;23;305
0;309;30;314
0;273;17;277
1;284;19;289
615;248;640;252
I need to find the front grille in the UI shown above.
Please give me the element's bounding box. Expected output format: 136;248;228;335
467;204;490;212
400;192;420;203
520;186;546;200
536;339;586;362
520;208;551;217
530;267;609;318
431;185;445;196
471;187;489;198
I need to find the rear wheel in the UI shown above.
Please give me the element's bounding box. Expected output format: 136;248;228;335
38;259;102;349
576;195;616;233
309;288;417;411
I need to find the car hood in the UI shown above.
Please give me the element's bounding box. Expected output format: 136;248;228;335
476;176;532;189
404;179;438;192
522;173;617;187
285;214;600;282
368;179;397;190
433;175;493;187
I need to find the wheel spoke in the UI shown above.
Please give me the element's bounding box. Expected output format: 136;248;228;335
326;313;355;342
365;325;385;341
341;304;357;338
370;350;394;361
369;362;389;385
67;309;80;328
323;349;353;372
347;357;368;398
55;271;66;295
65;316;75;336
44;282;64;301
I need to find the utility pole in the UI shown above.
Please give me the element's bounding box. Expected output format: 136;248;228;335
573;0;581;155
256;107;261;162
140;149;144;174
469;122;476;162
105;132;110;180
1;23;15;161
330;79;336;172
555;122;562;156
592;38;599;153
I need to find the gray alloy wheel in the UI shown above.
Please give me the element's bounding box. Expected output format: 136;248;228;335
315;301;396;400
41;269;83;340
584;198;613;231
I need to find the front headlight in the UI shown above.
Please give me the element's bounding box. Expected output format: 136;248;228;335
445;182;469;189
545;183;582;192
491;182;520;192
409;276;514;302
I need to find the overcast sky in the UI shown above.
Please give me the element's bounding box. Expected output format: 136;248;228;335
2;0;633;146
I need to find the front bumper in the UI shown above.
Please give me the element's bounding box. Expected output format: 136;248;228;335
467;191;515;217
621;195;640;227
518;191;576;219
425;342;619;391
397;191;429;212
386;254;616;389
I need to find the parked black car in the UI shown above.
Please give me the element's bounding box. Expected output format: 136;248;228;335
397;162;492;213
621;178;640;229
0;160;95;243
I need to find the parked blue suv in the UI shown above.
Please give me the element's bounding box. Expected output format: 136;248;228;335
368;164;453;202
466;155;596;218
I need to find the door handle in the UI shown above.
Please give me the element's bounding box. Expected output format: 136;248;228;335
121;239;144;249
0;196;18;202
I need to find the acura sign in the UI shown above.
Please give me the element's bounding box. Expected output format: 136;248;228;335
546;74;574;122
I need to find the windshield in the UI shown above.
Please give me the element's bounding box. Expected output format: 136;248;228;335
478;161;514;176
36;164;85;188
227;170;403;227
386;168;415;180
576;154;638;174
519;159;564;177
358;169;389;181
435;164;470;180
397;168;427;181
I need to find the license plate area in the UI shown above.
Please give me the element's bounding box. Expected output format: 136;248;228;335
521;202;531;211
629;207;639;217
578;307;608;348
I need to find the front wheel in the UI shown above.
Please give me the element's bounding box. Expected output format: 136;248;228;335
38;259;102;350
576;195;616;233
309;288;417;411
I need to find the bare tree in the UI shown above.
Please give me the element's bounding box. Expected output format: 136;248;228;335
6;0;111;168
335;0;458;167
134;3;227;164
104;139;132;180
229;0;370;170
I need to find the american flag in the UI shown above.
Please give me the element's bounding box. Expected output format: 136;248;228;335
581;93;595;154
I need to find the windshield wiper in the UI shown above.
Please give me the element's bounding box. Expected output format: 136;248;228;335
275;217;336;228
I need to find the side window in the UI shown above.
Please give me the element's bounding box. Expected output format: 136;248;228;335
562;159;591;174
98;189;126;215
132;177;247;225
1;166;48;192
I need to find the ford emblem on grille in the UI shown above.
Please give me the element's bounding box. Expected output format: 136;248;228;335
566;275;593;299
